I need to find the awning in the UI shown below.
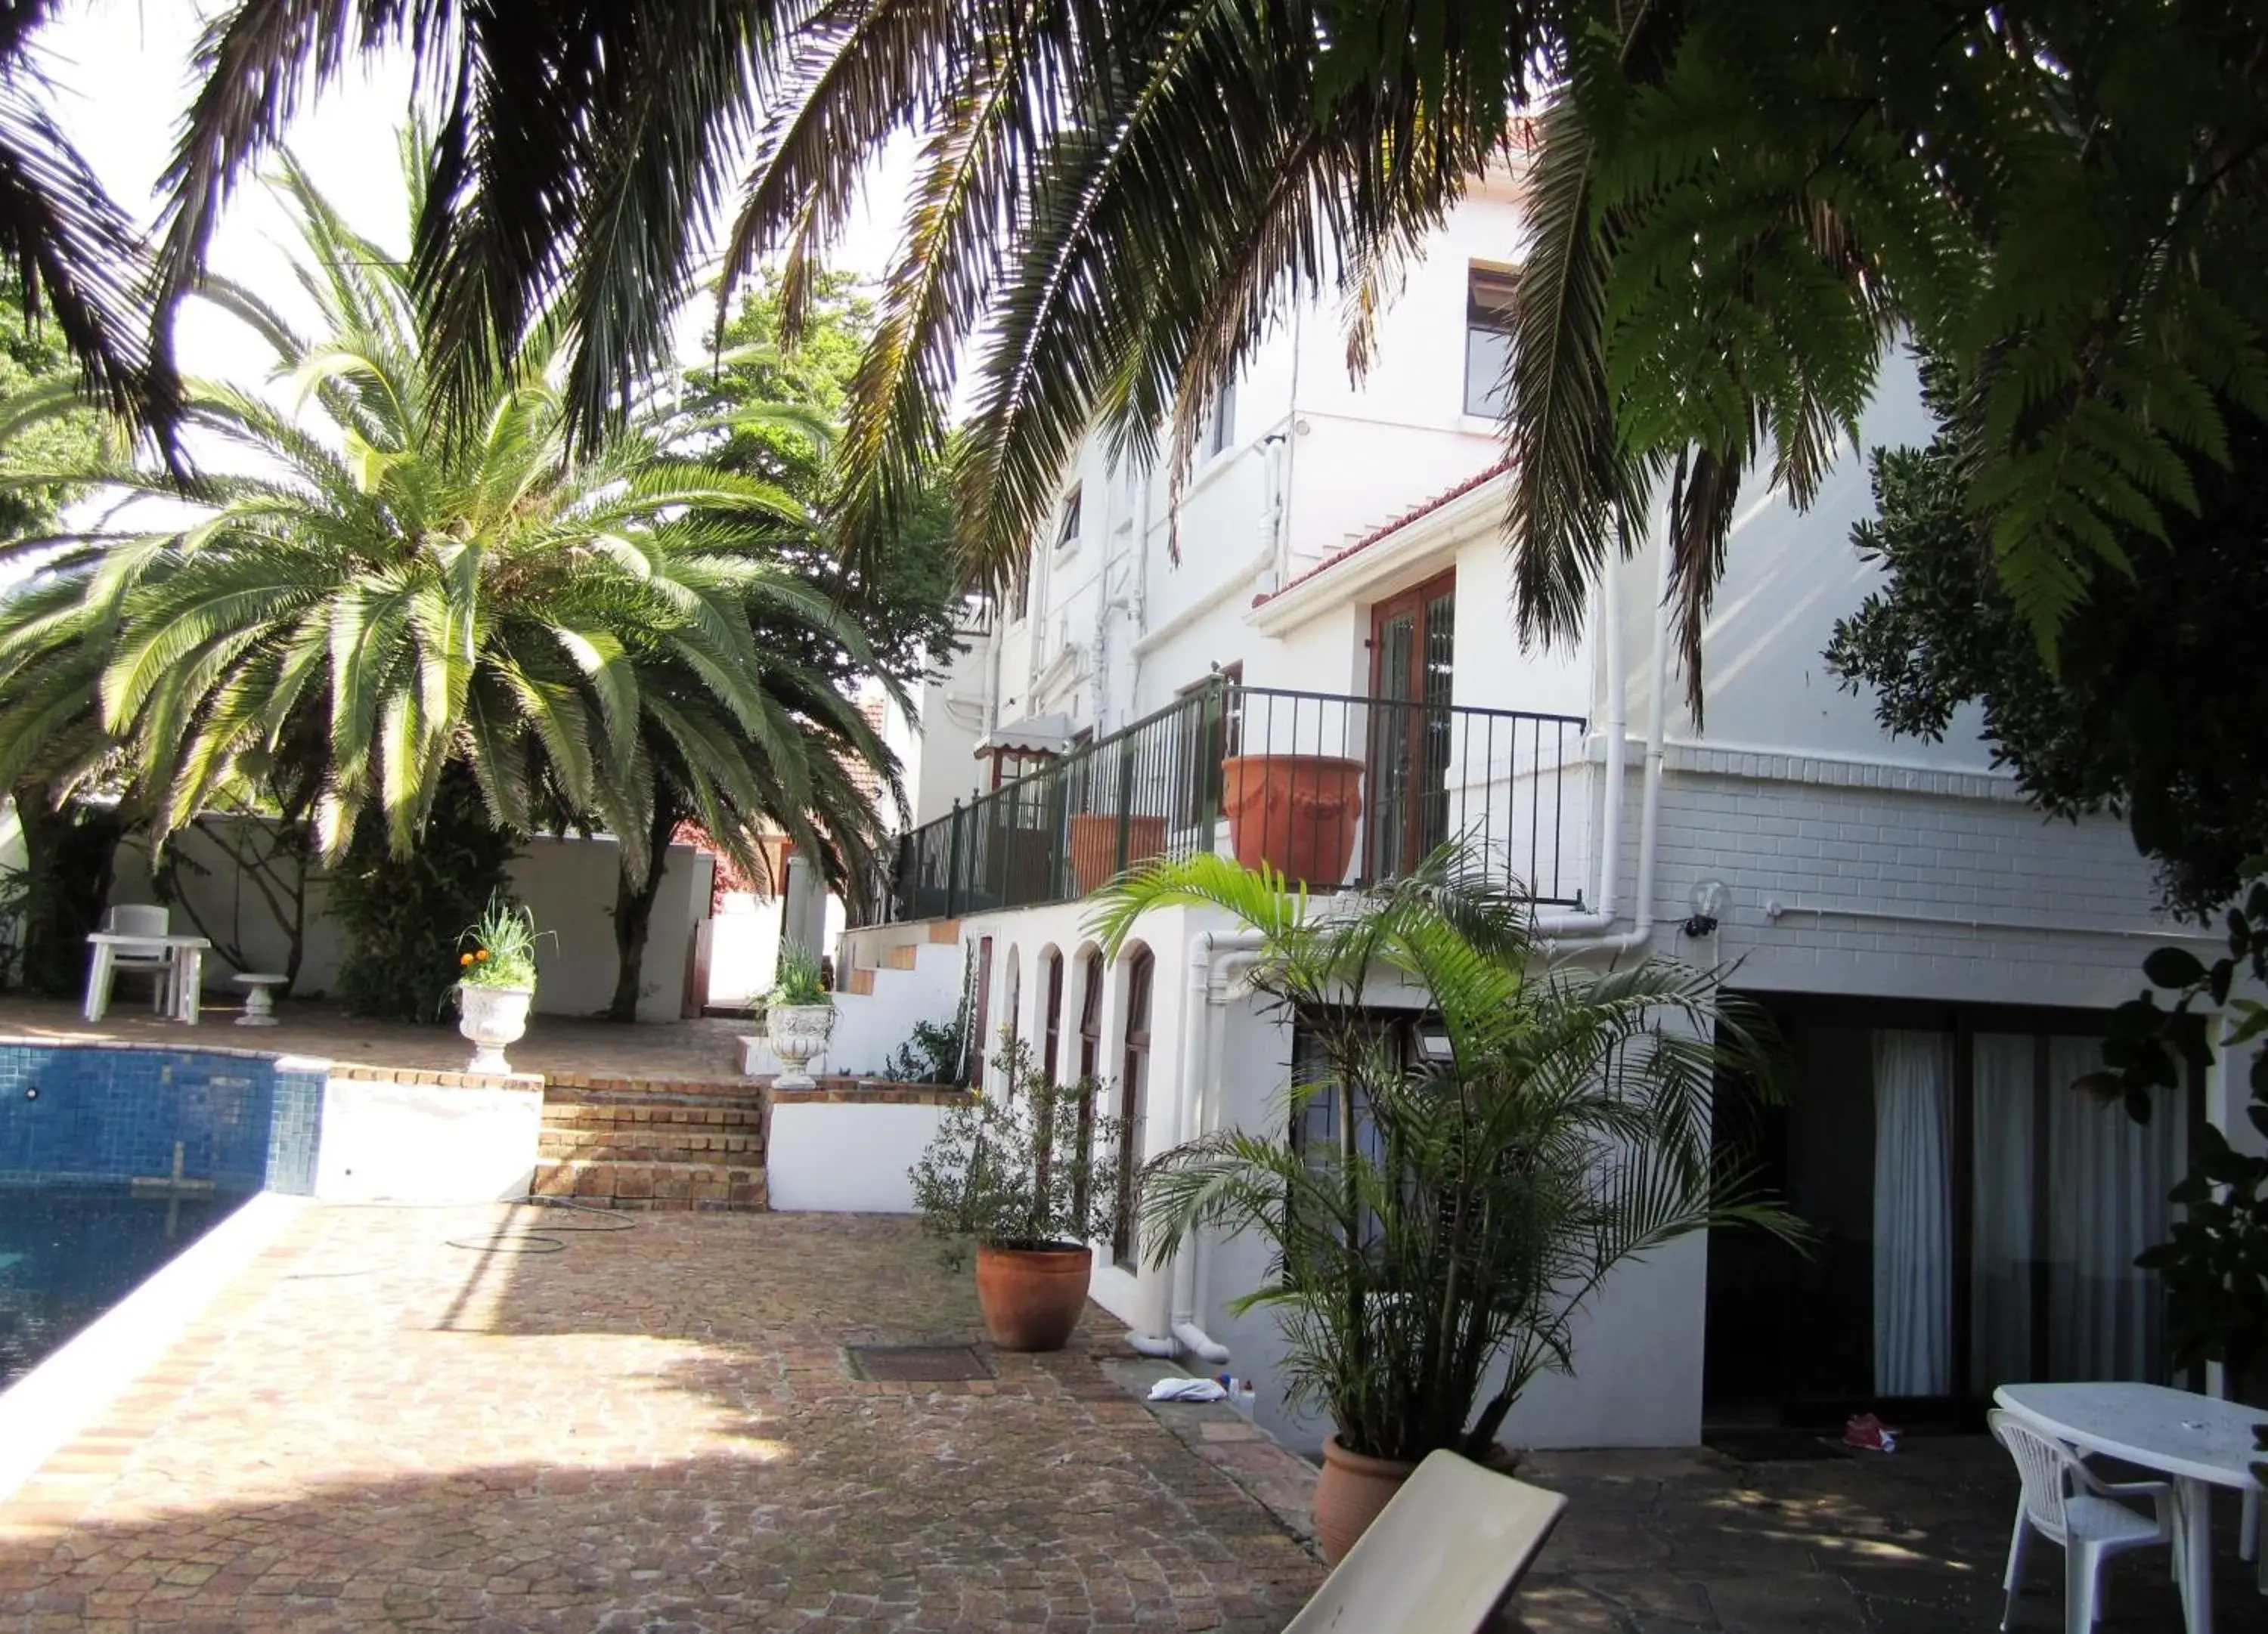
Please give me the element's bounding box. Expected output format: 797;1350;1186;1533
974;713;1073;757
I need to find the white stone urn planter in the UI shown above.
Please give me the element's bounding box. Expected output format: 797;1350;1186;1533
457;983;534;1075
765;1001;836;1089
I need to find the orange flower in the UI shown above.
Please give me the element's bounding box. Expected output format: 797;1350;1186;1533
460;952;474;967
474;948;490;961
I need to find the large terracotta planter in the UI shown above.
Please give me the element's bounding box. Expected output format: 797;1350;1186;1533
1313;1437;1524;1562
1315;1434;1418;1564
456;983;532;1075
1067;813;1168;895
974;1243;1093;1351
1221;754;1364;886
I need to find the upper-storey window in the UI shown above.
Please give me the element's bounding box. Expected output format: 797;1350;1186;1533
1464;265;1520;417
1053;485;1083;554
1204;379;1238;460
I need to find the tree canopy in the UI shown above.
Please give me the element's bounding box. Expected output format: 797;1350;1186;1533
0;143;905;917
690;269;965;695
23;0;2238;713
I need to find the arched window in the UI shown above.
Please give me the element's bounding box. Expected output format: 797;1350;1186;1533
1113;948;1155;1268
1073;948;1105;1222
968;936;993;1085
1040;949;1064;1084
1003;947;1022;1065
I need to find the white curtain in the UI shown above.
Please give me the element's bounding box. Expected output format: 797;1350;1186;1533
2047;1035;2186;1381
1970;1035;2037;1391
1873;1029;1954;1395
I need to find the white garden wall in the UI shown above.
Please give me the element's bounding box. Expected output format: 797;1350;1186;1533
107;819;714;1022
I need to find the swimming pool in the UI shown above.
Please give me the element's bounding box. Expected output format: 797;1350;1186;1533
0;1184;246;1386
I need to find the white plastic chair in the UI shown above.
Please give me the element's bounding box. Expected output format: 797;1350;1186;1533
1989;1408;2179;1632
101;904;175;1014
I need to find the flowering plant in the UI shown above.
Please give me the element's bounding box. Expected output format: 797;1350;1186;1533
457;895;540;992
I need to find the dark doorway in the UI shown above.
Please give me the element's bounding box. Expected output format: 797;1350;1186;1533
1703;995;2194;1431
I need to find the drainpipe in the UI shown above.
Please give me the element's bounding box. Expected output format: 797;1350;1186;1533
1541;524;1673;958
1531;536;1626;939
1131;927;1264;1361
1174;941;1265;1363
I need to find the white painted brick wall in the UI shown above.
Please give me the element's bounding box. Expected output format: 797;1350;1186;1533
1588;747;2207;1010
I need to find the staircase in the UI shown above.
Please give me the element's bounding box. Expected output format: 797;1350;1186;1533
532;1080;768;1211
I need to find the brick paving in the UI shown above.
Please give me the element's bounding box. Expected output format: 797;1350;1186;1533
0;1208;1321;1632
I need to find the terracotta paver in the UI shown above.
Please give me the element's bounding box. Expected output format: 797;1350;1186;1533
0;1208;1321;1631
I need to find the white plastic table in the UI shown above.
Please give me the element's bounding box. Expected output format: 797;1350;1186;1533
1997;1381;2263;1633
82;932;212;1023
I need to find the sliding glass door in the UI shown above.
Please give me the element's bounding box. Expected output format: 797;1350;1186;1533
1705;1001;2192;1428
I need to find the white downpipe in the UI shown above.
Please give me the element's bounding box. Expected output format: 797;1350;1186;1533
1133;928;1264;1361
1174;943;1264;1364
1532;546;1626;938
1541;530;1674;957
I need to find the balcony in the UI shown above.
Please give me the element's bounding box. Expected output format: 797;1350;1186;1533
863;681;1588;927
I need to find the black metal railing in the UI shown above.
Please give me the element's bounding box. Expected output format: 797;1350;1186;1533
861;681;1586;925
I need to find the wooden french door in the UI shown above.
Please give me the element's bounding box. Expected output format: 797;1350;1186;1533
1366;571;1456;879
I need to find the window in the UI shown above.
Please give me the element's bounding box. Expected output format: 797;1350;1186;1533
1464;265;1520;417
1040;949;1064;1084
1052;486;1083;554
969;936;993;1085
1074;949;1105;1223
1113;949;1156;1267
1204;379;1237;460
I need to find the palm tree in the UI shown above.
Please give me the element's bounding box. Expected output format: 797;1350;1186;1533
127;0;2266;701
0;141;904;1018
1088;849;1798;1465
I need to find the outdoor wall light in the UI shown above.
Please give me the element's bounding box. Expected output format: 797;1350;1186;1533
1683;878;1730;939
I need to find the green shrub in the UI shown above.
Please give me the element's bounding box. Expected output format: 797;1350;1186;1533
330;773;518;1021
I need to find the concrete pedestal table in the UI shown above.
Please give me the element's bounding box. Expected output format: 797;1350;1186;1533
231;973;287;1026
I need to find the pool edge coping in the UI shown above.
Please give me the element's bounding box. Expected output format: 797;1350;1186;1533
0;1189;307;1509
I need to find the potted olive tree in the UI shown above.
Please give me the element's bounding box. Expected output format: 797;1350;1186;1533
910;1038;1123;1350
455;896;540;1073
1091;849;1798;1562
763;942;835;1088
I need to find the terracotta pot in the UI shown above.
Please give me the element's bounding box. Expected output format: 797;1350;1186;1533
1313;1437;1522;1563
1220;755;1364;886
1067;814;1168;895
1315;1434;1416;1564
974;1243;1093;1351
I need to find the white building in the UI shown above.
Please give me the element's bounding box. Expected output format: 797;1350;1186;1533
831;160;2226;1453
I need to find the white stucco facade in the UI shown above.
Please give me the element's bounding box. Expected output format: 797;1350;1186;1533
835;159;2208;1455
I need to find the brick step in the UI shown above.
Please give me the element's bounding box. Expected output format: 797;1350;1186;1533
530;1158;767;1212
538;1127;764;1161
543;1094;765;1125
545;1075;764;1104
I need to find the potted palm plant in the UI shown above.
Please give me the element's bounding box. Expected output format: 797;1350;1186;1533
763;942;835;1088
910;1037;1123;1350
455;895;540;1074
1090;849;1798;1562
